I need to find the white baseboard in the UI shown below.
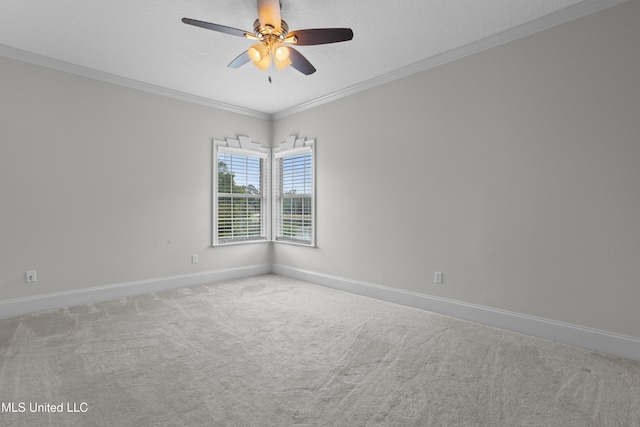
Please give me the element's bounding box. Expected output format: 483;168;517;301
272;264;640;363
4;263;638;362
0;264;271;319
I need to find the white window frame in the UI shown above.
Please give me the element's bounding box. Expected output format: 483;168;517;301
273;136;315;247
212;137;271;246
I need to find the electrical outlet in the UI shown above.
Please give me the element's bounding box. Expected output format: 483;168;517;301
434;271;443;284
191;254;198;264
26;270;37;283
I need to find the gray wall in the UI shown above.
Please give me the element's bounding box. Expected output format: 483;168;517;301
272;0;640;338
0;55;271;301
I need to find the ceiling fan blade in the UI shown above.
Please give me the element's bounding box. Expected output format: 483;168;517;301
182;18;250;38
257;0;281;29
227;51;251;68
287;28;353;46
288;48;316;75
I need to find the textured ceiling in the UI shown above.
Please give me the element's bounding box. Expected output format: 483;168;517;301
0;0;611;117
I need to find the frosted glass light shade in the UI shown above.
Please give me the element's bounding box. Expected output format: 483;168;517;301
248;43;270;70
273;43;289;61
272;43;291;70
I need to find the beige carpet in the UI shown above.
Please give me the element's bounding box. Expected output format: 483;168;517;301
1;274;639;426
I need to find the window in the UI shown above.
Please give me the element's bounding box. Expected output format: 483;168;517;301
213;138;269;245
274;138;314;246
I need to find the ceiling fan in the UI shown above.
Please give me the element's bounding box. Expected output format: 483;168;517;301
182;0;353;78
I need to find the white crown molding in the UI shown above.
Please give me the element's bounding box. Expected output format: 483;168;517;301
272;264;640;362
0;43;271;121
272;0;628;120
0;0;627;122
0;264;271;319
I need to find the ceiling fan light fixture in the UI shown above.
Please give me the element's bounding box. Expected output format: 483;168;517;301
247;45;261;62
248;43;270;70
274;56;292;71
255;55;270;71
182;0;353;77
273;43;289;61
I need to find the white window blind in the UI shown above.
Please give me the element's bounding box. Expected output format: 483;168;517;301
215;147;267;244
274;145;314;245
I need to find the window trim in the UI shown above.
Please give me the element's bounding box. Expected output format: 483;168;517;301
272;137;315;247
212;137;271;246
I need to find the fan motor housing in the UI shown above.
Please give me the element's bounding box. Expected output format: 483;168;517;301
253;19;289;39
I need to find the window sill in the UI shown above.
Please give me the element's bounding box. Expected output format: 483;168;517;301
212;239;316;248
212;239;270;247
272;240;316;248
